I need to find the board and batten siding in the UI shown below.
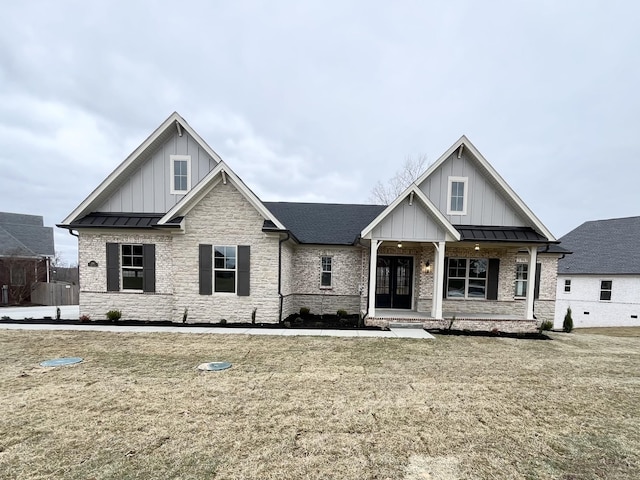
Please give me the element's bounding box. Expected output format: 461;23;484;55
371;197;447;241
97;130;217;213
418;151;527;227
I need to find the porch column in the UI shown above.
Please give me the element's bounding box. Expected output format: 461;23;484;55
525;247;538;320
431;241;446;319
368;240;382;318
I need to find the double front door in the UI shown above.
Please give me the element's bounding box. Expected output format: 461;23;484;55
375;256;413;309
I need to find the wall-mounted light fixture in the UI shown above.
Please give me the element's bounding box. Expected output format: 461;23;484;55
475;243;480;251
397;242;402;248
421;260;431;274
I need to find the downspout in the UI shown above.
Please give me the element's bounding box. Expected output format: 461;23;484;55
278;232;290;323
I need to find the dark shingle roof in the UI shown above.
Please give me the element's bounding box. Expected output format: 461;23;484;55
0;212;54;257
264;202;386;245
558;216;640;275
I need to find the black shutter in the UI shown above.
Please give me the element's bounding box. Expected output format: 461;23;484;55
487;258;500;300
106;243;119;292
199;244;212;295
534;262;541;300
143;244;156;293
442;257;449;298
237;245;250;296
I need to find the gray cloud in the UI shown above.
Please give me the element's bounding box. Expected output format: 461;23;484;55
1;1;639;264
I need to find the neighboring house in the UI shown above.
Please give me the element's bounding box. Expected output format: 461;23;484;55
58;112;562;331
555;217;640;328
0;212;55;305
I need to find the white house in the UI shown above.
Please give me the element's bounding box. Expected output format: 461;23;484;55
555;216;640;328
58;112;563;332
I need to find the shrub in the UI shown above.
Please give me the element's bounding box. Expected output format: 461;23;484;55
563;307;573;333
79;314;91;322
336;309;348;317
219;318;227;325
106;309;122;322
540;320;553;331
299;307;310;316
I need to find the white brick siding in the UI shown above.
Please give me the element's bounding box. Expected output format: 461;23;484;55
78;231;173;321
555;275;640;328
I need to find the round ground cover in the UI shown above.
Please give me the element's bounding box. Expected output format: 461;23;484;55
40;357;83;367
197;361;232;371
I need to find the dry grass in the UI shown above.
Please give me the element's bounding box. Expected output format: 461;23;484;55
0;329;638;479
575;327;640;337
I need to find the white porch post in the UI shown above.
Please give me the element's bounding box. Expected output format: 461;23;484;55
431;241;446;319
525;247;538;320
368;240;382;317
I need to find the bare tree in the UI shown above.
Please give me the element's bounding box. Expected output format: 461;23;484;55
369;154;428;205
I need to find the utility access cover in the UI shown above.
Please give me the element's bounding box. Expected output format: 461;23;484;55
40;357;83;367
197;361;232;371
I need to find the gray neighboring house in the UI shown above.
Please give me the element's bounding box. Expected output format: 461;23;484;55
555;216;640;328
58;112;562;331
0;212;55;305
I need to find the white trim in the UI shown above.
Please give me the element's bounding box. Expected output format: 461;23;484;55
361;186;460;241
62;112;223;225
170;155;191;194
446;176;468;215
157;161;286;230
413;136;556;241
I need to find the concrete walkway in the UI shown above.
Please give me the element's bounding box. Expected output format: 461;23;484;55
0;305;434;339
0;322;435;339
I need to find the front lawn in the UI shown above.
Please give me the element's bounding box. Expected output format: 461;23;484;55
0;329;638;479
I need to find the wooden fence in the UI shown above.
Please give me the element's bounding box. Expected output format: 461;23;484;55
31;282;79;306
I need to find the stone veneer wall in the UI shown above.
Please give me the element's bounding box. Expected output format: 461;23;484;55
171;181;281;323
286;245;365;317
78;231;174;321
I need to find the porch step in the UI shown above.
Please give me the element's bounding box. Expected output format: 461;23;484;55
388;322;426;329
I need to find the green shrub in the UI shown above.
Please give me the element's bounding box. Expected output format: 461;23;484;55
106;310;122;322
336;309;348;317
299;307;310;316
219;318;227;325
563;307;573;333
540;320;553;331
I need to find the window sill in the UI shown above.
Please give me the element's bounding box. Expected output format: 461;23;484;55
319;286;333;290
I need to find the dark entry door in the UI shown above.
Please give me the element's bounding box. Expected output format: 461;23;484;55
375;256;413;309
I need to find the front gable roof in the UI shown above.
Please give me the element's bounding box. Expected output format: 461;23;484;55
361;186;461;241
416;136;556;241
558;216;640;275
157;161;286;230
61;112;223;225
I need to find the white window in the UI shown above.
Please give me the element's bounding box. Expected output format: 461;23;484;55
447;258;487;299
214;246;236;293
447;176;468;215
600;280;612;301
515;264;528;297
10;266;26;286
321;256;332;287
121;244;143;290
564;279;571;293
170;155;191;194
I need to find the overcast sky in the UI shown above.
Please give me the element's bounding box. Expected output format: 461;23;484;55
1;1;639;264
